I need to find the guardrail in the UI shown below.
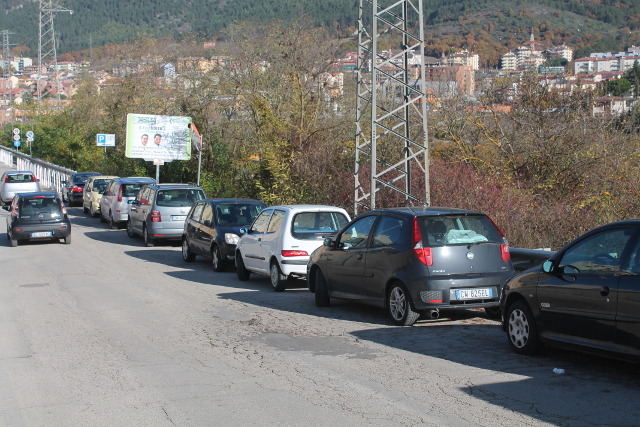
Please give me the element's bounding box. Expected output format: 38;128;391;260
510;247;556;272
0;145;76;193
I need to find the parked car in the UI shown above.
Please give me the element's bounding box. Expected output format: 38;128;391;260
61;172;100;206
501;219;640;361
0;171;41;205
3;192;71;246
307;207;514;326
182;199;266;271
82;176;118;218
99;177;156;228
127;183;206;247
235;205;350;291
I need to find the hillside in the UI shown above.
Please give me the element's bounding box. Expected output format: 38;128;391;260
0;0;638;67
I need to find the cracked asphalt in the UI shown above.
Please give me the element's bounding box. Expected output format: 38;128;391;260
1;169;639;426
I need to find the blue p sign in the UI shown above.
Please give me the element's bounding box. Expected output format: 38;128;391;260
97;134;106;145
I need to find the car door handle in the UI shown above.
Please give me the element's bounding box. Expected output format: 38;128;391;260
600;286;610;297
356;253;363;260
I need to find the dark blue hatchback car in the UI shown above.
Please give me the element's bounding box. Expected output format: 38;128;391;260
181;198;266;271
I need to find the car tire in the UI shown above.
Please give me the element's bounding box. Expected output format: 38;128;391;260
270;261;287;292
109;212;118;229
314;269;330;307
83;203;88;214
388;282;420;326
126;218;137;238
212;245;225;272
182;238;195;262
90;204;99;218
143;225;155;247
10;232;18;247
63;234;71;245
506;300;544;355
484;306;502;319
235;252;250;281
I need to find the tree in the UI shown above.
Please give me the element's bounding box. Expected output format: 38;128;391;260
624;60;640;98
606;78;631;97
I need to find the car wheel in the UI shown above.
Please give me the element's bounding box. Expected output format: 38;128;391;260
182;238;195;262
10;231;18;247
235;252;250;281
126;218;137;238
109;212;118;229
63;234;71;245
484;306;502;319
82;203;88;214
388;282;420;326
270;261;287;292
6;226;9;240
212;245;225;272
143;225;155;247
90;204;99;218
314;269;330;307
506;300;544;355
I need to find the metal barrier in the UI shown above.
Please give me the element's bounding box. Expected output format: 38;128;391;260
0;145;76;193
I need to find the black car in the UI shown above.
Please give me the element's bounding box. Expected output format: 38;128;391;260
182;199;266;271
501;219;640;361
62;172;100;206
307;207;514;326
4;192;71;246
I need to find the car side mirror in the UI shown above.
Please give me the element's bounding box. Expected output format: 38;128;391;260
542;260;554;273
246;229;254;234
61;180;66;184
239;227;247;235
1;205;9;211
203;220;211;227
128;200;135;204
323;237;335;247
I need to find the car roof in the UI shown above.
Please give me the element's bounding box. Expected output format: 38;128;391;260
115;177;156;184
16;191;58;198
265;204;348;212
204;198;265;204
150;183;204;189
5;171;35;175
73;172;100;176
90;176;119;180
367;206;487;217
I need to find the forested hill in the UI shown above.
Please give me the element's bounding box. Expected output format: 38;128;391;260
0;0;639;65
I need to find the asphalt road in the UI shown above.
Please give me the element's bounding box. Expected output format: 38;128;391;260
1;163;639;426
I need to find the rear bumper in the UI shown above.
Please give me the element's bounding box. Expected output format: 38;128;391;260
11;222;71;240
146;224;183;240
280;257;309;277
69;193;84;202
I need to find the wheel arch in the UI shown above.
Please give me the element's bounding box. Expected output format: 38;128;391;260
385;278;410;310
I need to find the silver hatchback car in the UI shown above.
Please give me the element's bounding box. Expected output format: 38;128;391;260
0;171;41;205
127;183;205;246
99;177;156;229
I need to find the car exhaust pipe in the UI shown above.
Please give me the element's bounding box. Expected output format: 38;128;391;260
427;309;439;319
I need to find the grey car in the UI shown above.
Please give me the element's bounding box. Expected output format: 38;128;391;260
1;171;41;205
99;177;156;229
127;183;205;247
307;207;514;326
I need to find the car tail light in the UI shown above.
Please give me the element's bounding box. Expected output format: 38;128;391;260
117;186;122;202
486;215;511;262
32;175;37;182
60;202;67;215
281;250;309;257
72;187;83;192
151;210;161;222
413;217;433;266
3;175;8;183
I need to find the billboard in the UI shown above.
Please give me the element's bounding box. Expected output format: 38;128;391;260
125;114;192;160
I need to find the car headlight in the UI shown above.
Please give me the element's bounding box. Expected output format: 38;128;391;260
225;233;240;245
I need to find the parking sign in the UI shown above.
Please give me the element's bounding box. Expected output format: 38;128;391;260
96;134;116;147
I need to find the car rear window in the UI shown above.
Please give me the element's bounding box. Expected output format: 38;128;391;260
419;215;502;247
19;197;63;220
291;211;349;240
72;174;95;184
156;189;205;207
122;183;145;197
8;174;34;183
92;179;110;192
216;203;264;226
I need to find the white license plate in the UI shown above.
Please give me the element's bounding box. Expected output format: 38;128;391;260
456;288;493;300
171;215;186;221
31;231;53;238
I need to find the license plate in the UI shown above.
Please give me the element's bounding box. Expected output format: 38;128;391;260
171;215;186;221
455;288;493;300
31;231;53;238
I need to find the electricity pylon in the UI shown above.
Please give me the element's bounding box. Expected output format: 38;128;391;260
38;0;72;108
354;0;429;214
1;30;15;112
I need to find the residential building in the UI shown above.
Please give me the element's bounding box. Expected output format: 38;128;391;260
501;29;573;71
445;50;479;70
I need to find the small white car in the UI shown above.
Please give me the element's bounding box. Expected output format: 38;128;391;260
0;171;40;205
235;205;350;291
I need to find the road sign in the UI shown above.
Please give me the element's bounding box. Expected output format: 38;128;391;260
12;128;20;135
153;159;165;165
27;137;34;142
13;134;20;141
26;131;34;138
96;134;116;147
13;140;20;147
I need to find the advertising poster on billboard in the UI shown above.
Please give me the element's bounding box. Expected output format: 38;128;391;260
125;114;192;161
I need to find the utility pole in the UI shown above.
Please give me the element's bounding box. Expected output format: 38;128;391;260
354;0;430;214
38;0;73;111
1;30;15;125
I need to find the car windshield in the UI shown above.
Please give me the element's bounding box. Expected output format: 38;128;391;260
19;196;63;219
92;179;109;192
72;174;95;184
419;215;503;247
291;211;349;240
122;183;145;197
7;174;34;183
216;203;264;226
156;189;205;207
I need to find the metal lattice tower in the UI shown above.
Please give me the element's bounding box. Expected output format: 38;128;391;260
38;0;72;107
354;0;429;214
1;30;15;112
